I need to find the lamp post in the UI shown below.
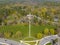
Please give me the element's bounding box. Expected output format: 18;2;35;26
27;14;34;37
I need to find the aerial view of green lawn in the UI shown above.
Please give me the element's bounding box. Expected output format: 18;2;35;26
0;0;60;45
0;24;56;40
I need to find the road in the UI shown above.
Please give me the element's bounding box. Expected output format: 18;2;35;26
39;35;58;45
0;38;26;45
0;35;58;45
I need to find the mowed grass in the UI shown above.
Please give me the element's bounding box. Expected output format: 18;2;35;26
46;43;51;45
0;24;29;37
31;24;56;37
0;24;56;40
26;42;36;45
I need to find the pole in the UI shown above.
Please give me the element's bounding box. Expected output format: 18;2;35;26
29;19;31;37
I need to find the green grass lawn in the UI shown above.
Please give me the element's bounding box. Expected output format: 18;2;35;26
0;24;56;41
26;42;36;45
46;43;51;45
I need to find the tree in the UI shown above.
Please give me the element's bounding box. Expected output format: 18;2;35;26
41;7;47;15
36;33;43;39
0;32;4;38
51;8;56;15
50;29;55;35
4;32;11;38
13;31;22;38
44;28;49;35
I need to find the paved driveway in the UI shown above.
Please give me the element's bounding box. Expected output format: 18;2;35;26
39;35;58;45
0;38;25;45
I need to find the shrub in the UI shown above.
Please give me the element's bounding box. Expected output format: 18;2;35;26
36;33;43;39
0;32;4;38
44;28;49;35
4;32;11;38
50;29;55;35
12;31;22;38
